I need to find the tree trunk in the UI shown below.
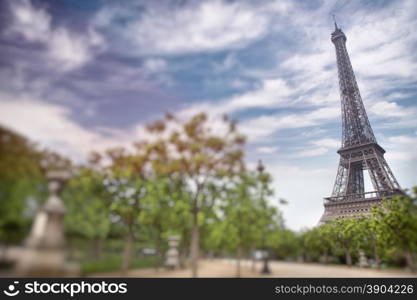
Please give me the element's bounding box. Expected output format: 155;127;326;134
345;249;352;266
154;236;161;272
370;236;380;267
179;242;187;269
121;227;135;274
190;206;199;278
323;249;329;264
180;251;187;269
251;245;256;272
236;245;242;277
90;237;103;259
405;249;414;270
373;245;381;266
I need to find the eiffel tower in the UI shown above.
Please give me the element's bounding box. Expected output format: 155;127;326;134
320;22;403;222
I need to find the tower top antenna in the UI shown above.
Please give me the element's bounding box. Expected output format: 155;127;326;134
332;14;339;30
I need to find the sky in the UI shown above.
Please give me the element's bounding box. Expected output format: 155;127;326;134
0;0;416;230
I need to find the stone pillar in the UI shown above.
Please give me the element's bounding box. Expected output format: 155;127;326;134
165;235;180;269
13;170;79;277
358;249;369;268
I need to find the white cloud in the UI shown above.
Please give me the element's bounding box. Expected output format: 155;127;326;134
345;3;417;79
227;79;294;110
293;147;329;157
129;0;268;55
0;92;132;161
256;146;279;154
385;135;417;161
0;92;229;164
382;137;417;191
281;51;333;75
238;106;339;142
266;162;334;230
143;58;167;73
369;101;415;118
312;138;339;148
388;135;416;144
179;78;298;119
229;79;248;90
177;73;340;129
213;53;238;73
48;27;104;71
7;0;105;71
288;138;340;158
96;0;290;55
8;0;51;41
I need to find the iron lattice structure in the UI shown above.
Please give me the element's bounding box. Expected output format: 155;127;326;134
320;23;402;222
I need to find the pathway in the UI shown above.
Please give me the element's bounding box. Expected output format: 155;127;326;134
90;259;416;278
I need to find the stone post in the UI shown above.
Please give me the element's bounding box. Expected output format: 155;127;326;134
358;249;369;268
165;235;180;270
13;170;79;277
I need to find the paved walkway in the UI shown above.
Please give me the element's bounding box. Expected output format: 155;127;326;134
90;259;416;278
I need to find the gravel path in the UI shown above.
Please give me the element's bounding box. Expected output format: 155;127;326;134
90;259;416;278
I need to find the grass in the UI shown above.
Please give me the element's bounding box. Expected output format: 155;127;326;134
81;254;160;274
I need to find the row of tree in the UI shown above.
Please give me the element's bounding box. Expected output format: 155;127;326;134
275;190;417;270
63;113;286;276
1;112;416;276
0;113;284;277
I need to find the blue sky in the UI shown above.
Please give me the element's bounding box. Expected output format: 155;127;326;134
0;0;416;230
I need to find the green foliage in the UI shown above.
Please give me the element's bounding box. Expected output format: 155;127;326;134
206;171;263;251
138;176;192;257
270;229;300;260
63;168;111;240
143;113;248;276
371;189;417;268
0;126;46;243
204;167;284;263
293;189;417;268
81;255;159;274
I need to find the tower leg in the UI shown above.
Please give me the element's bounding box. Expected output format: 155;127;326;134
346;163;364;195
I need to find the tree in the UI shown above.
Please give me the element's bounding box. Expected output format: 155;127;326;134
317;223;335;263
145;113;246;277
302;224;336;262
101;146;151;273
371;189;417;269
328;218;360;266
62;167;111;259
0;126;45;243
0;126;71;244
253;163;282;272
212;169;278;277
351;215;385;266
138;176;192;269
270;229;300;261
